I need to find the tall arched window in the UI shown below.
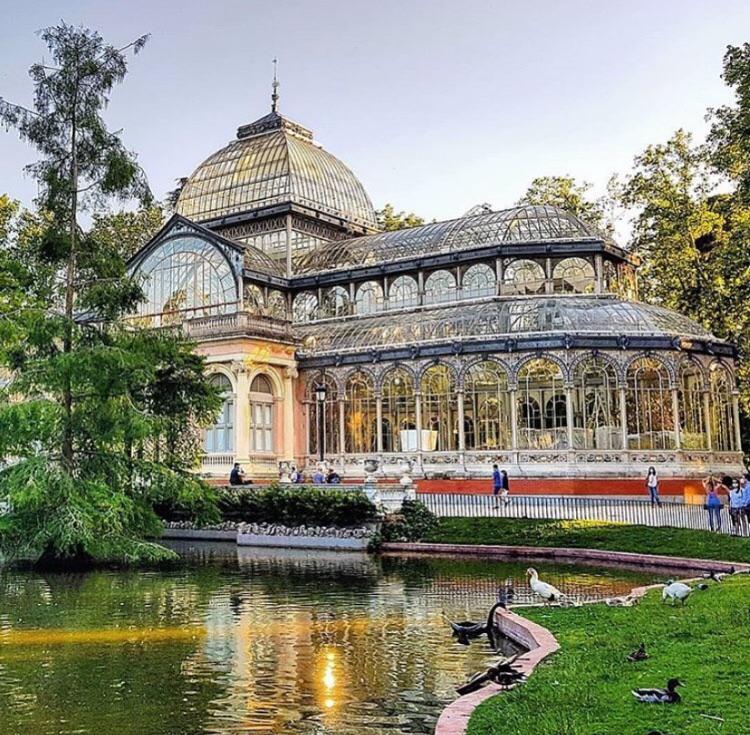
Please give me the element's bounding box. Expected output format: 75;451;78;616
517;359;566;449
573;358;621;449
293;292;318;323
345;373;377;453
249;374;275;453
552;257;595;293
462;263;496;299
244;284;265;314
355;281;384;315
424;270;457;305
503;259;546;295
204;374;234;454
709;363;737;452
265;290;288;320
323;286;351;318
421;365;458;451
626;357;675;450
389;275;419;309
464;361;511;450
678;360;707;450
381;368;416;453
136;236;237;325
309;375;339;458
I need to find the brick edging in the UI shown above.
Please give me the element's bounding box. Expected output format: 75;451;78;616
381;542;748;573
434;608;560;735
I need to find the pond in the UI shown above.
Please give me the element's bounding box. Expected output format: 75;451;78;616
0;543;664;735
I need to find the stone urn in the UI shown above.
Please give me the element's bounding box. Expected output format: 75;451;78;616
399;459;416;501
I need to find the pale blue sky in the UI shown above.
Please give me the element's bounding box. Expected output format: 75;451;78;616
1;0;749;228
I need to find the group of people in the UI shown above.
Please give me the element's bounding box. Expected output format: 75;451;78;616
646;466;750;535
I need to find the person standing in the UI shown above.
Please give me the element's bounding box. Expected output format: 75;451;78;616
500;469;510;506
703;477;724;532
727;478;746;536
645;467;661;506
492;464;502;509
741;475;750;536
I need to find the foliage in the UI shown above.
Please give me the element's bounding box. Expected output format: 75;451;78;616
427;517;750;563
517;175;611;232
0;24;221;566
159;484;379;529
90;205;165;261
376;203;425;231
380;500;438;542
469;574;750;735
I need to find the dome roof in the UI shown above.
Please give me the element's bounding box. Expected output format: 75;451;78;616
297;295;714;356
175;112;378;229
293;204;616;275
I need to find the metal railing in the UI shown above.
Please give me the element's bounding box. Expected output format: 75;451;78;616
418;493;745;536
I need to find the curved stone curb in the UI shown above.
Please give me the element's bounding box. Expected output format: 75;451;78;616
434;608;559;735
381;542;748;573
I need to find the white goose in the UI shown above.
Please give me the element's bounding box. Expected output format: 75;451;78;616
662;581;692;606
526;568;565;604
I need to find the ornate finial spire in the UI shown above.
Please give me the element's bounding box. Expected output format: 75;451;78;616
271;58;280;113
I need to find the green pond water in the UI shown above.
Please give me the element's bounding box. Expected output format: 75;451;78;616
0;542;664;735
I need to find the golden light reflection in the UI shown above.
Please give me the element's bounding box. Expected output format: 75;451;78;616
0;626;206;647
316;647;341;721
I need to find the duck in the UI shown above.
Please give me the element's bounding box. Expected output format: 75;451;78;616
627;642;649;662
702;569;730;583
527;568;565;604
662;581;692;606
449;598;504;646
631;678;683;704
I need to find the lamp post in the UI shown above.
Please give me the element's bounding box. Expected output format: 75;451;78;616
315;383;327;463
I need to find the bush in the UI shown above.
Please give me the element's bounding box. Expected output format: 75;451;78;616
216;484;378;528
380;500;438;542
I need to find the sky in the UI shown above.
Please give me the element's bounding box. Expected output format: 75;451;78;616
1;0;749;232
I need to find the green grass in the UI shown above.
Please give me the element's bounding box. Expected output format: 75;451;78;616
467;573;750;735
426;518;750;564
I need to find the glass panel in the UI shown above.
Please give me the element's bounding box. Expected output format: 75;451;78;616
552;257;595;293
292;292;319;323
355;281;384;315
464;362;511;450
423;270;457;305
204;375;234;453
420;365;458;451
626;357;675;449
308;376;339;457
462;263;496;299
345;373;377;453
679;360;707;450
388;276;419;310
503;259;546;295
517;359;566;449
572;358;621;449
709;364;737;452
381;368;416;453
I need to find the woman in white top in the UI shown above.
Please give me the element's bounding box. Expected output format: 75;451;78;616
645;466;661;506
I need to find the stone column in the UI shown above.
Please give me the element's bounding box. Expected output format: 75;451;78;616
672;387;682;450
509;388;518;450
457;389;466;452
304;400;311;461
234;364;251;465
594;254;603;294
495;258;504;296
338;398;346;456
619;386;628;453
415;390;423;460
732;392;742;453
282;366;297;463
565;385;574;451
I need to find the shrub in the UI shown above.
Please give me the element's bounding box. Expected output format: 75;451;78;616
380;500;438;542
216;484;378;527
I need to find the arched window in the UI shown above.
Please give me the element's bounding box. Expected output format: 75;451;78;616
135;236;237;325
678;360;707;450
244;283;265;314
421;365;458;451
250;374;275;453
709;364;737;452
323;286;351;318
626;357;675;449
292;292;318;323
355;281;384;315
503;259;546;295
389;275;419;309
573;358;621;449
462;263;496;299
517;359;566;449
345;373;377;453
424;270;457;305
204;374;234;454
265;290;288;320
552;257;595;293
308;375;339;458
464;361;511;450
381;368;416;453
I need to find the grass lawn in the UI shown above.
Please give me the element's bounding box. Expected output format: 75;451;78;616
467;573;750;735
426;517;750;564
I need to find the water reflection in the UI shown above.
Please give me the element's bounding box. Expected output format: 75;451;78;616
0;544;661;735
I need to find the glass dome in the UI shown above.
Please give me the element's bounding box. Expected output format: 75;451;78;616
175;112;377;229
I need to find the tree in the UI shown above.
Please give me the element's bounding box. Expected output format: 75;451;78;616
376;203;425;231
0;24;220;566
89;205;165;261
517;175;610;232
